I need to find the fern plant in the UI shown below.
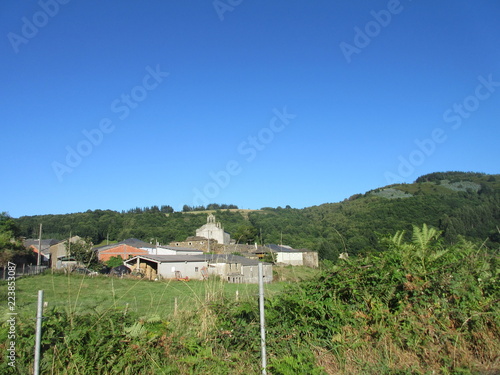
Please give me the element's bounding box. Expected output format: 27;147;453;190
387;224;448;281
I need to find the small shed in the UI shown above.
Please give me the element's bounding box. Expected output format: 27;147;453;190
124;255;208;280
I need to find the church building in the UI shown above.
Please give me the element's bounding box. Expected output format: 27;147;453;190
196;213;231;245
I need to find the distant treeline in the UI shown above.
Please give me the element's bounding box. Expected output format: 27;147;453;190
13;172;500;261
181;203;239;212
123;203;238;214
415;171;494;183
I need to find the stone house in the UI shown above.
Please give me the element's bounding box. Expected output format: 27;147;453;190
169;236;221;253
48;236;83;269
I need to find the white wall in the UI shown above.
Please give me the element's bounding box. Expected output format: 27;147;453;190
157;261;207;280
276;252;303;266
241;264;273;283
147;248;203;256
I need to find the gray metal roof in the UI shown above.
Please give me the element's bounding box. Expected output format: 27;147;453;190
203;254;271;266
157;245;202;252
225;244;270;254
184;236;212;241
124;253;271;266
265;244;302;253
24;239;60;254
124;254;208;264
94;238;155;252
120;238;155;248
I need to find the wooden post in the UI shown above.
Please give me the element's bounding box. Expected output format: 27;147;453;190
37;224;42;267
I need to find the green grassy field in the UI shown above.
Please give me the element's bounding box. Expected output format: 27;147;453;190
0;271;291;320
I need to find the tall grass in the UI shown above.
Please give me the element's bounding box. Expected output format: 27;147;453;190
0;270;274;374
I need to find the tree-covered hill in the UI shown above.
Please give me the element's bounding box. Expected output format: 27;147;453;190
13;171;500;260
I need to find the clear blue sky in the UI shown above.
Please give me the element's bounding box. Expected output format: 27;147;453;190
1;0;499;217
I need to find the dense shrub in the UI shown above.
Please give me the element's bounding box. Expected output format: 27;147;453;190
258;225;499;373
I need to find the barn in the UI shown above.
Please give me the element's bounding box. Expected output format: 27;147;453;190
124;254;208;280
124;254;273;283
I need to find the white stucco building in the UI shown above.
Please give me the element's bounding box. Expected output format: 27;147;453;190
266;244;319;268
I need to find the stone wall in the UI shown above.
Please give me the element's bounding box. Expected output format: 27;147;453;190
169;238;224;253
302;251;319;268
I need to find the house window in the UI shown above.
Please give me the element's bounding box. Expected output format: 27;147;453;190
195;267;199;272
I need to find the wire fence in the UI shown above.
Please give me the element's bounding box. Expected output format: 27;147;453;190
1;265;48;280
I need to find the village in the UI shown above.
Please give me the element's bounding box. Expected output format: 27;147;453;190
24;214;319;284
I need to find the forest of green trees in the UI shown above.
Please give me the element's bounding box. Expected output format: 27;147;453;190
8;172;500;261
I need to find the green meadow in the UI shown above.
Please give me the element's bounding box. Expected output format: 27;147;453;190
1;271;289;319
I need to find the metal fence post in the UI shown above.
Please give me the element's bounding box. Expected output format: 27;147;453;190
258;262;267;375
34;290;44;375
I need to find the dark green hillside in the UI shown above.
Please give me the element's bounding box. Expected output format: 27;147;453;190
296;172;500;259
16;209;252;247
13;172;500;260
243;172;499;258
